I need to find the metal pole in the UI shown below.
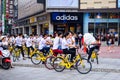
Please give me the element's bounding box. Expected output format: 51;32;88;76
94;13;96;34
118;12;120;46
107;13;109;33
2;0;5;34
3;0;6;34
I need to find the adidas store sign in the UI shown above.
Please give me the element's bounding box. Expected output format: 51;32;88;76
56;15;78;21
51;12;83;23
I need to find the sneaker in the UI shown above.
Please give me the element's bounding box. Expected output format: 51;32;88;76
11;66;15;68
23;57;26;60
28;57;31;59
87;60;90;63
42;61;45;64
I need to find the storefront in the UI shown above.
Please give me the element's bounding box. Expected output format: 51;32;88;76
24;27;29;35
31;25;37;35
29;16;37;35
37;14;49;34
50;12;83;34
84;12;120;41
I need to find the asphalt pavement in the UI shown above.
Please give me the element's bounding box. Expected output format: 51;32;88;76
0;67;120;80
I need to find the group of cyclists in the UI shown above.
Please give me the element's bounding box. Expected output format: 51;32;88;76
0;31;101;63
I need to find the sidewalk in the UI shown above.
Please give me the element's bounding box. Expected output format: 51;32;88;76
99;46;120;58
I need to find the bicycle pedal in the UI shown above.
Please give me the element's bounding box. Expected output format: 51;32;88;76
70;66;75;70
91;59;94;62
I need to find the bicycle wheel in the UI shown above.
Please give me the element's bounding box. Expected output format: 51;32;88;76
44;56;55;70
53;57;65;72
76;58;92;74
31;53;41;65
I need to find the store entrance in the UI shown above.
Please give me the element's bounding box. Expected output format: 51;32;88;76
89;23;118;41
40;24;49;34
32;26;37;35
25;27;29;35
54;24;67;33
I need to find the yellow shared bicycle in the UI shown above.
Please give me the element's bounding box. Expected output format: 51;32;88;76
31;48;54;65
53;49;92;74
22;45;39;58
12;46;21;62
91;49;99;64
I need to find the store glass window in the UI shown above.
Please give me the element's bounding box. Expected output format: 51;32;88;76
108;13;118;19
95;13;101;19
101;13;107;19
88;23;94;33
89;13;95;19
108;23;118;32
89;13;108;19
94;13;107;19
118;13;120;18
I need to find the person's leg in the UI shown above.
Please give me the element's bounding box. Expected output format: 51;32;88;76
53;49;63;56
27;47;30;57
19;46;25;59
30;46;34;51
45;47;50;53
79;39;82;48
43;47;50;55
69;48;76;62
87;47;94;62
63;49;69;58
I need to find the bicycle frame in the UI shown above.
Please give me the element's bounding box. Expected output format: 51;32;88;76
32;48;55;62
58;53;83;69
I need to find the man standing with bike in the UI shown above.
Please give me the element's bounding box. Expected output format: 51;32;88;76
83;33;101;62
14;34;25;60
26;34;34;58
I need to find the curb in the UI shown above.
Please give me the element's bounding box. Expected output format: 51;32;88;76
92;68;120;73
13;63;44;68
12;63;120;73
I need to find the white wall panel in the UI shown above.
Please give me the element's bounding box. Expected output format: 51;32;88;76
18;0;44;19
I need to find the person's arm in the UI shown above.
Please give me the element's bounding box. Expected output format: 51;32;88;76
0;42;2;46
70;37;75;45
13;38;16;45
66;44;76;48
46;40;53;45
90;41;101;45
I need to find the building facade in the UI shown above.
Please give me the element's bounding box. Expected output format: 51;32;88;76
1;0;14;35
80;0;120;42
0;0;2;34
12;0;45;35
12;0;120;42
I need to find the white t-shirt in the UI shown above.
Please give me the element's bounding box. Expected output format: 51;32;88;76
37;37;42;43
83;33;96;48
46;37;52;47
15;37;23;46
23;37;28;44
38;38;46;50
62;38;69;49
2;41;8;46
9;37;15;43
26;38;33;47
67;37;75;48
52;37;59;49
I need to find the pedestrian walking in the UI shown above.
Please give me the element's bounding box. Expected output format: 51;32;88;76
108;33;115;53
